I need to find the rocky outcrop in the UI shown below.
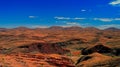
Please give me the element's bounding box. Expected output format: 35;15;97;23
76;53;109;67
12;42;69;54
81;43;120;56
81;44;112;55
76;53;120;67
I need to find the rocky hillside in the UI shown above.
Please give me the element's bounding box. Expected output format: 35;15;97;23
0;26;119;67
0;53;75;67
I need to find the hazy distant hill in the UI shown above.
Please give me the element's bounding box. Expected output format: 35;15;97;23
104;27;120;31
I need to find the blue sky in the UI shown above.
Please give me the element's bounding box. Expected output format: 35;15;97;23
0;0;120;29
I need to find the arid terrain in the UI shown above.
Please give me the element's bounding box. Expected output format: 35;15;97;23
0;26;120;67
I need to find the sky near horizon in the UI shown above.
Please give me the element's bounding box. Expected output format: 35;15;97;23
0;0;120;29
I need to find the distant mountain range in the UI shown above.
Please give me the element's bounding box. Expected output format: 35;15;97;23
104;27;120;31
0;26;120;31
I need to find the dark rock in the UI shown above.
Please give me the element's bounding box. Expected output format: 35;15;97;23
75;55;92;65
15;42;70;54
81;44;112;55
